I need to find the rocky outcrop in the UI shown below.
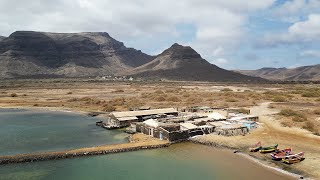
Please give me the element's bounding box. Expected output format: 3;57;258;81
128;43;265;82
0;36;5;42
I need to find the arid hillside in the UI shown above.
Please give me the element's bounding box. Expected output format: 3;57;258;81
236;65;320;81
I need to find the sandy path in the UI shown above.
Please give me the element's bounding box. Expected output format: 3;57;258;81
194;102;320;178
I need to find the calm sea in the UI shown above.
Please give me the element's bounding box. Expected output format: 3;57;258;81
0;109;293;180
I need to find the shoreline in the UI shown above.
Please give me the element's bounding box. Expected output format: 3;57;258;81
0;105;92;116
190;139;305;179
0;106;307;179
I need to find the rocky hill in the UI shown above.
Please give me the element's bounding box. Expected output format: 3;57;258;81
0;36;6;42
237;65;320;81
0;31;153;78
0;31;266;82
126;43;264;82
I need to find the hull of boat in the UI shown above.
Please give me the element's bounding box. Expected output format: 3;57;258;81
259;144;278;153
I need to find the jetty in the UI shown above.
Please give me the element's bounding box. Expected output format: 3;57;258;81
0;134;170;165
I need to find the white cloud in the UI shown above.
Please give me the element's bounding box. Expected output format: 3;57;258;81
213;58;229;66
0;0;276;59
300;50;320;58
272;0;320;22
258;14;320;47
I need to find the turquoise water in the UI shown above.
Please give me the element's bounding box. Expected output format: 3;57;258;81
0;109;293;180
0;109;128;155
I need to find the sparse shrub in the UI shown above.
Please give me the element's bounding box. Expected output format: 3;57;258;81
302;92;320;97
102;104;116;112
225;98;237;102
272;96;287;102
315;98;320;102
279;109;299;116
279;109;307;122
292;116;307;122
302;121;316;132
156;96;166;102
268;104;275;109
314;109;320;115
182;93;190;98
109;97;126;106
301;88;320;97
22;94;27;96
221;88;233;92
154;90;164;94
112;89;124;93
166;96;180;102
33;104;39;107
10;93;17;97
67;92;72;95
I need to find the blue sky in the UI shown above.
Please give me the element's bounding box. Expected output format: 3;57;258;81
0;0;320;70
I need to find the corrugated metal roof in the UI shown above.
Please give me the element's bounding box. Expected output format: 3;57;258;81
207;112;226;120
111;108;177;118
180;123;198;130
117;116;138;121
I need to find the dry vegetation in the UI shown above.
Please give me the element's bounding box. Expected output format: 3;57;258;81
0;79;319;178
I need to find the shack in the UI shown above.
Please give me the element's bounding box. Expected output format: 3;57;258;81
136;121;189;142
228;115;259;122
188;106;214;113
215;124;248;136
108;108;178;128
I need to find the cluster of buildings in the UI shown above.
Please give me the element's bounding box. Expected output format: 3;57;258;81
99;76;134;81
101;106;259;142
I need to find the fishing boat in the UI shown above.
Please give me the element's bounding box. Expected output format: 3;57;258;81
259;144;278;153
249;141;262;152
282;152;305;164
271;148;292;160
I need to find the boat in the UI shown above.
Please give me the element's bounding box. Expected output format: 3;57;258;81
259;144;278;153
249;141;262;152
96;120;103;126
282;152;305;164
271;148;292;160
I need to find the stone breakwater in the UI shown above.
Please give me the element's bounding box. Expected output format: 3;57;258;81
0;140;170;165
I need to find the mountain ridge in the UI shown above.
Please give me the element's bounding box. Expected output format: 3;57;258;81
0;31;264;82
236;64;320;81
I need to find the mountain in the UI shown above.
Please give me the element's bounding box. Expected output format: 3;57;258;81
0;31;153;78
126;43;264;82
236;65;320;81
0;31;265;82
0;36;6;42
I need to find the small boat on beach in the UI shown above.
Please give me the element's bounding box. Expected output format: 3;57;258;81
271;148;292;160
249;141;262;152
259;144;278;153
282;152;305;164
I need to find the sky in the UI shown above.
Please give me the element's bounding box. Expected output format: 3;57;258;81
0;0;320;70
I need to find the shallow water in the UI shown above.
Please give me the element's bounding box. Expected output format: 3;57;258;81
0;109;293;180
0;109;127;155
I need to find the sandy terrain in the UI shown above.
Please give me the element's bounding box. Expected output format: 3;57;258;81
195;102;320;178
